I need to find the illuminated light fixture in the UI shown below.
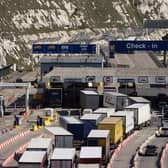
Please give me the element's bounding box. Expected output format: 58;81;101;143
88;82;93;87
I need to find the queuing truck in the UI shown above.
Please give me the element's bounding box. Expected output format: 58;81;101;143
59;116;84;141
128;97;151;107
80;113;106;138
79;146;102;165
110;111;134;135
87;130;110;163
26;138;52;159
98;117;123;145
124;103;151;129
50;148;76;168
103;92;128;110
46;127;73;148
80;90;100;110
69;109;81;119
19;151;47;168
78;164;100;168
93;108;115;117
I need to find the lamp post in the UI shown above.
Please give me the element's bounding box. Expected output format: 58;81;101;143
0;32;5;82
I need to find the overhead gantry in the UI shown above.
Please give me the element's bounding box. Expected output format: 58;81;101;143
0;82;31;115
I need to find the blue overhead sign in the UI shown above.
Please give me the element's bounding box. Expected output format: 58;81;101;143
32;44;96;54
109;40;168;53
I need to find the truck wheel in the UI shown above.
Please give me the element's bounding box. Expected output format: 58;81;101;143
148;121;151;126
139;125;142;130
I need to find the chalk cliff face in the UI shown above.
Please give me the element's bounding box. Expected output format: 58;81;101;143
0;0;167;68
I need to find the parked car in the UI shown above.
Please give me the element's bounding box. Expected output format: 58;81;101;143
155;127;168;137
138;145;158;156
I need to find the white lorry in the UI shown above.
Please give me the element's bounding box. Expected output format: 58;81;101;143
103;92;128;110
124;103;151;129
110;110;134;135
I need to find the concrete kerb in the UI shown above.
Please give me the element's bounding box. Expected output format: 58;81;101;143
107;131;139;168
132;134;155;168
160;142;168;168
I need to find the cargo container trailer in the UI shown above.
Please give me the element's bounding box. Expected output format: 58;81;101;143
98;117;123;145
80;113;106;138
128;96;151;107
70;109;81;118
50;148;76;168
59;116;84;141
78;164;100;168
26;138;53;159
80;90;100;110
103;92;128;110
79;147;102;165
93;108;115;117
124;103;151;129
45;127;73;148
87;130;110;163
110;110;134;135
19;151;47;168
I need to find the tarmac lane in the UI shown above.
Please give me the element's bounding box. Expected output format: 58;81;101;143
112;127;156;168
136;136;168;168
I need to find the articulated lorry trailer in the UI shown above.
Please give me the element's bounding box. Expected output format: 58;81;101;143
124;103;151;129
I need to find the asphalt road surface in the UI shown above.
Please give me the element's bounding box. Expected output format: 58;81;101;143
112;127;156;168
136;136;168;168
163;146;168;168
111;111;163;168
0;126;44;167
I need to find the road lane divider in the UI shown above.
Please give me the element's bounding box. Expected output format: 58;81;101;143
0;130;30;151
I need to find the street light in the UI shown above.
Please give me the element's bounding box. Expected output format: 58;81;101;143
0;95;4;117
0;32;5;82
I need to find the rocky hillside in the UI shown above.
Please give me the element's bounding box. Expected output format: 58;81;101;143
0;0;168;69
